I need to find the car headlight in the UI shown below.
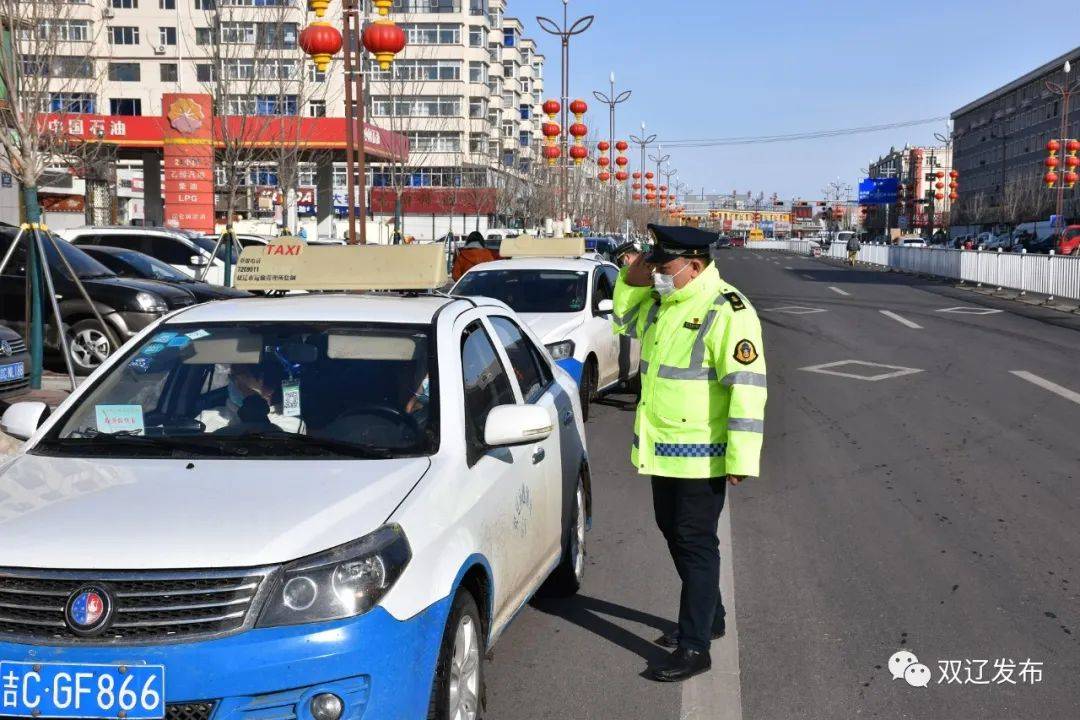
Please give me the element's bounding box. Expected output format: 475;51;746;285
134;292;168;313
257;525;411;627
545;340;575;361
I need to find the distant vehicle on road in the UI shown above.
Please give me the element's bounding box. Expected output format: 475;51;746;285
0;324;29;401
79;246;253;304
898;236;928;247
713;236;734;250
930;230;950;245
66;226;236;286
584;237;617;260
730;236;746;248
1055;225;1080;255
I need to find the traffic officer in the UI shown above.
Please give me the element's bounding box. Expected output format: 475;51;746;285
612;224;766;682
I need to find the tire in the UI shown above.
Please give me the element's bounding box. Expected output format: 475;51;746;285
578;357;597;423
67;319;115;376
428;589;485;720
541;467;587;596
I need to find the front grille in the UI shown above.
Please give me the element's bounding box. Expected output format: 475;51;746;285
4;338;26;355
0;569;273;645
2;701;217;720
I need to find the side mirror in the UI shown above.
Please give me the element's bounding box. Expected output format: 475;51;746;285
484;404;553;447
596;298;614;314
189;255;209;267
1;401;50;441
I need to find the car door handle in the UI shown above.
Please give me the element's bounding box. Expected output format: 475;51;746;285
532;447;545;464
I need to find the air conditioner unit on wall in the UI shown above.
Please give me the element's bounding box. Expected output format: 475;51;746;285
154;45;167;55
102;8;115;18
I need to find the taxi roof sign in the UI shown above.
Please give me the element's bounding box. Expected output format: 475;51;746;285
499;236;586;258
234;240;448;291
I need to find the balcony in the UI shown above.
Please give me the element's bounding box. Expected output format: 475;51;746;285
392;0;460;13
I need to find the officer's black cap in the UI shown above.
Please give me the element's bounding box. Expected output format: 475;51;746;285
644;224;718;264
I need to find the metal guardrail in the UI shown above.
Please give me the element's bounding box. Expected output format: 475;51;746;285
745;240;1080;302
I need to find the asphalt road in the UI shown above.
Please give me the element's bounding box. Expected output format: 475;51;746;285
485;248;1080;719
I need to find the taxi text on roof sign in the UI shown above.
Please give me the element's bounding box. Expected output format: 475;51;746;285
234;239;448;291
499;236;586;258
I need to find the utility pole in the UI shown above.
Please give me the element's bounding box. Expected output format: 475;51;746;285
593;71;631;233
1045;60;1078;232
629;123;657;231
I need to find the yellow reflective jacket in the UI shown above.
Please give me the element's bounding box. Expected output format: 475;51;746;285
613;263;766;478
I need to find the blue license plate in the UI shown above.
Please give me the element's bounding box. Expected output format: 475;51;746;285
0;362;23;382
0;662;166;719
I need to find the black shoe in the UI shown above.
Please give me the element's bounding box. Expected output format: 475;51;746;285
648;648;712;682
654;622;726;649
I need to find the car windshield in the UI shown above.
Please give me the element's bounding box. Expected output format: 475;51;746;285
45;239;116;279
454;269;589;313
192;236;239;264
111;250;190;282
38;322;438;459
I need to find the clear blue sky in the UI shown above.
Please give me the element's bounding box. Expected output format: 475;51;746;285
516;0;1077;201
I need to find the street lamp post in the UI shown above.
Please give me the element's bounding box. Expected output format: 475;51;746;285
537;0;594;227
649;147;670;221
662;167;677;218
1045;60;1079;232
594;71;631;233
629;123;657;231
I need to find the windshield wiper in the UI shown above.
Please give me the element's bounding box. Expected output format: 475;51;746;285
235;431;397;459
40;429;234;457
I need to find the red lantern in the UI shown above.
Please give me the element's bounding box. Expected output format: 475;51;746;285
948;192;959;200
632;182;641;190
935;171;944;179
935;181;944;189
543;99;561;118
934;193;944;200
1067;139;1080;154
597;156;611;167
615;171;629;182
646;193;657;201
615;156;628;167
569;99;588;116
632;172;641;180
615;140;629;152
659;185;668;192
633;193;642;201
569;145;588;164
1047;139;1061;154
1065;171;1079;188
1065;155;1080;169
362;21;406;70
645;182;656;191
542;122;560;139
569;123;588;139
598;171;611;182
1044;171;1059;188
597;140;610;152
1045;156;1060;169
949;170;959;179
645;172;655;180
543;145;561;165
299;22;343;72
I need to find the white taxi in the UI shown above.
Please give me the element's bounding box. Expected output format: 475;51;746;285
0;244;589;720
452;237;641;421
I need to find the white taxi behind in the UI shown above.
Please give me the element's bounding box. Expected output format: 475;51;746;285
452;237;641;421
0;244;590;720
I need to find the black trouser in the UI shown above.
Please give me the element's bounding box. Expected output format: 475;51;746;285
651;475;727;653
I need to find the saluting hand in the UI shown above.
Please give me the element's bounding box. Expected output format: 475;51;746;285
624;253;653;287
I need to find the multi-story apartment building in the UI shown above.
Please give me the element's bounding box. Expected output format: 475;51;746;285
951;45;1079;226
20;0;546;238
866;144;952;233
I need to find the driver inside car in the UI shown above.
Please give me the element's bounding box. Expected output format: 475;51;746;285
198;363;302;434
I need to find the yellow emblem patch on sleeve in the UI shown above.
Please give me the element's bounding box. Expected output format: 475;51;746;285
733;339;758;365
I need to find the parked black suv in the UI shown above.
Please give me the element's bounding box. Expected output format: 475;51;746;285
0;229;195;374
0;324;30;401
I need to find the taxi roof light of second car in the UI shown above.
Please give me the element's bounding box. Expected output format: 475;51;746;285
498;236;587;259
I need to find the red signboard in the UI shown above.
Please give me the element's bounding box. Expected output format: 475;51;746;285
162;94;215;233
793;205;813;220
370;187;496;216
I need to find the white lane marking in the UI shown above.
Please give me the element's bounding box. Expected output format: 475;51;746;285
935;306;1002;315
1010;371;1080;406
879;310;922;329
799;359;924;381
828;286;851;296
784;266;794;270
800;274;814;280
761;305;828;315
682;503;742;720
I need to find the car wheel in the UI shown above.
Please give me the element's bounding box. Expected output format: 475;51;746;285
541;467;588;596
428;589;484;720
68;319;114;376
578;357;597;423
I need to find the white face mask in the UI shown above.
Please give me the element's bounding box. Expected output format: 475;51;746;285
652;263;691;296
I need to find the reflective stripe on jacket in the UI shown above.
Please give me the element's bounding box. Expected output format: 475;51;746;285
612;264;766;478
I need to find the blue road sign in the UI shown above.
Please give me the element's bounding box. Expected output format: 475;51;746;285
858;178;898;205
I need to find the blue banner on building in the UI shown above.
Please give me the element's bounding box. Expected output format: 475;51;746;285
858;177;898;205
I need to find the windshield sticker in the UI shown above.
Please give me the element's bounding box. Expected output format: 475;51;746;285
167;335;192;349
282;381;301;417
186;329;211;340
95;405;145;435
150;332;178;344
127;356;152;374
141;342;166;356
